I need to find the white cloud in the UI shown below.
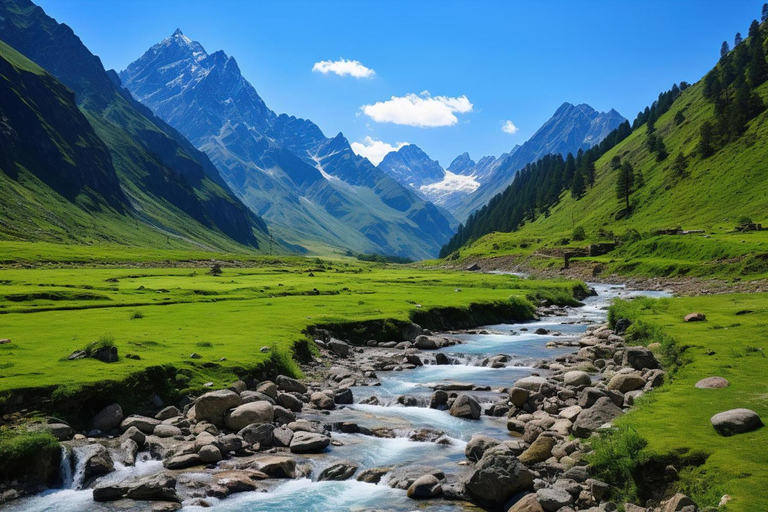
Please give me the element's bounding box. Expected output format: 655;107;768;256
501;120;519;135
350;136;408;165
312;59;375;78
360;91;473;128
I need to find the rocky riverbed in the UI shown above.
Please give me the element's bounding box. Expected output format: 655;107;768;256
4;284;713;512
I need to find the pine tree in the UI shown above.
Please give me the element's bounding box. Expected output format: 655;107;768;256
585;159;596;187
616;162;635;212
674;111;685;125
698;121;716;157
735;32;743;47
571;168;586;199
673;152;688;178
763;3;768;22
748;23;768;87
721;41;730;59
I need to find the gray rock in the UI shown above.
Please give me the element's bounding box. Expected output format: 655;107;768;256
508;493;545;511
119;438;139;466
310;392;335;410
125;473;178;502
78;444;114;484
239;423;275;446
93;403;124;431
356;466;392;484
276;375;307;394
318;461;358;481
272;426;294;447
277;392;304;412
194;390;242;425
255;381;278;399
120;426;146;446
563;371;591;388
684;313;706;322
120;415;160;434
198;445;222;463
218;434;243;454
153;424;182;438
407;474;442;499
572;397;623;438
711;408;763;436
537;487;574;511
163;453;202;470
623;346;660;370
607;373;646;393
514;376;553;394
334;388;353;405
289;431;330;453
465;446;533;508
465;434;500;462
695;376;729;389
663;493;697;511
251;455;296;478
414;335;438;349
429;390;448;409
155;406;180;420
449;394;481;419
387;466;445;490
327;339;351;357
435;353;450;365
224;401;274;431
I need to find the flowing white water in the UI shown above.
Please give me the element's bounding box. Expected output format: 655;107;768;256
10;283;670;511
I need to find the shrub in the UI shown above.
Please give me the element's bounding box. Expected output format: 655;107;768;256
587;425;649;503
572;226;586;241
209;264;223;276
130;311;144;320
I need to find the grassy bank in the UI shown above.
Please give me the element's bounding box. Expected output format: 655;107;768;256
601;294;768;511
0;257;582;419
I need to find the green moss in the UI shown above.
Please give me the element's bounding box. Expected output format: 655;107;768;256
0;427;60;483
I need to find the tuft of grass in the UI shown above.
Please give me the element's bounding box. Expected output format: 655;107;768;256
130;311;144;320
587;425;649;503
0;426;59;481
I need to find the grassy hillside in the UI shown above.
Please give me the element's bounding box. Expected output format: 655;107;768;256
443;22;768;279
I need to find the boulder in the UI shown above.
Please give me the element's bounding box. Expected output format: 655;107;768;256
435;353;450;365
318;461;358;481
120;415;160;434
387;466;445;490
357;466;392;484
684;313;706;322
663;493;698;512
563;371;591;388
519;435;556;464
465;446;533;508
414;335;438;349
711;408;763;436
163;453;202;470
334;388;353;405
277;392;304;412
310;392;335;410
614;318;632;335
252;456;296;478
536;487;574;511
28;422;72;441
120;426;145;446
272;426;294;447
607;373;646;393
256;381;278;399
155;406;180;421
91;346;118;363
327;339;351;358
407;474;442;499
449;394;481;419
93;403;124;431
78;444;114;483
125;473;178;502
153;425;182;438
508;493;545;512
429;390;448;409
289;431;330;453
695;376;729;389
513;376;552;394
465;434;500;462
572;397;623;438
219;434;243;454
509;387;530;407
239;423;275;447
224;401;274;431
623;346;660;370
194;390;242;425
199;445;222;463
276;375;307;394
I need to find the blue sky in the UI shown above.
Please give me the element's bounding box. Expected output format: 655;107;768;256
36;0;766;167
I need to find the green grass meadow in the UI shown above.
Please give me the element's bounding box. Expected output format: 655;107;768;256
609;294;768;511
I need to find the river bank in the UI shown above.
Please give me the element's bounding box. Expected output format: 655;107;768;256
2;284;716;511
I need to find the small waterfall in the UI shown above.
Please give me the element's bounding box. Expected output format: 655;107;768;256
70;445;90;490
59;446;73;489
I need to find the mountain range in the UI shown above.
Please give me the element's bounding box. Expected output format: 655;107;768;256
118;30;455;259
0;0;268;251
379;103;625;221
